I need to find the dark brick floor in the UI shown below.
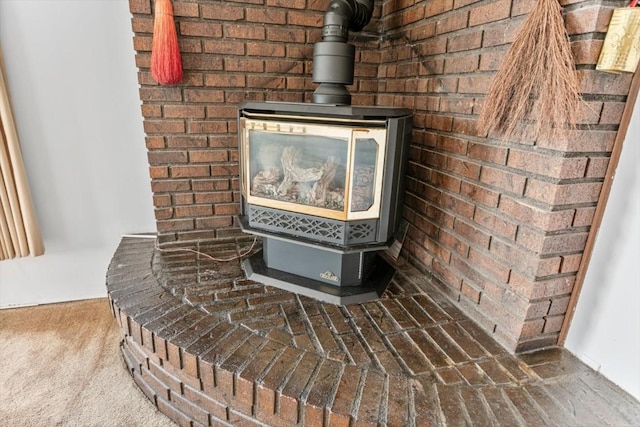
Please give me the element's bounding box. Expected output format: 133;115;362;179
107;236;640;426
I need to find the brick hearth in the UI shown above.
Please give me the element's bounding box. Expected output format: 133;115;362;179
130;0;637;353
107;236;640;426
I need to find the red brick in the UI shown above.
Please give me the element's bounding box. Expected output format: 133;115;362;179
305;359;343;426
255;347;300;419
157;219;194;232
482;16;525;47
452;116;479;136
431;259;462;291
355;370;385;424
469;247;510;283
223;24;266;40
155;396;192;427
287;9;323;26
170;165;210;178
548;296;570;316
461;281;482;303
164;136;207;148
204;74;245;88
141;368;171;401
180;22;222;37
439;229;470;256
524;300;552;320
600;102;625;125
467;142;507;165
328;364;362;422
173;193;194;205
444;54;479;74
490;239;561;278
416;36;448;56
148;151;188;165
573;207;596;227
460;182;500;207
182;89;224;104
144;120;186;134
246;42;285;58
224;58;265;73
133;35;152;52
191;179;230;192
146;136;165;149
474;207;517;240
131;16;153;33
411;21;437;40
447;159;482;181
479;166;526;195
202;40;244;55
172;1;199;17
177;38;202;54
155;208;173;220
525;180;602;206
200;3;244;20
479;48;508;71
130;0;151;14
543;315;565;333
187;120;229;134
578;69;633;96
453;218;491;248
266;27;305;43
436;10;469;34
469;0;511;26
154;194;172;207
183;384;228;421
195;192;232;208
164;106;205;119
438;97;474;115
458;75;493;94
141;104;162;118
565;4;614;35
521;318;545;338
508;272;574;300
448;31;482;52
572;39;604;66
186;150;227;164
441;192;476;219
507;150;588;180
537;129;616;153
175;205;213;218
498;196;574;232
584;157;610;178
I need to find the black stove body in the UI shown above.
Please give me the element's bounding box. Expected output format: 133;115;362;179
238;101;411;304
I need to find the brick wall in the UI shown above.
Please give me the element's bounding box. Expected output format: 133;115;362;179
130;0;635;352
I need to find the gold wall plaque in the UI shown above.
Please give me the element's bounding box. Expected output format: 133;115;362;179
596;7;640;74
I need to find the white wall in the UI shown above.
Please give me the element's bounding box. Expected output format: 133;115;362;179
0;1;155;307
566;92;640;400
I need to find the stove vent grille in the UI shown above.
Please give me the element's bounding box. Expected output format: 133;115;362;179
248;206;377;246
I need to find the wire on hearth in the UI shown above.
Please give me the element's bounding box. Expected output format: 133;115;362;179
153;236;258;263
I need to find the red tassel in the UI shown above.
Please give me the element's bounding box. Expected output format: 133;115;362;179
151;0;183;85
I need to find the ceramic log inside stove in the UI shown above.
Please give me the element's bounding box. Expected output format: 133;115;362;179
238;101;411;304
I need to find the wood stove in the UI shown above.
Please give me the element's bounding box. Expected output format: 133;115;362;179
238;101;411;304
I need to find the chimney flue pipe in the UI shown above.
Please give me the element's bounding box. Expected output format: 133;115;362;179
311;0;374;105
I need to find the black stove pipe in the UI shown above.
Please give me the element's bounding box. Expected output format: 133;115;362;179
311;0;374;105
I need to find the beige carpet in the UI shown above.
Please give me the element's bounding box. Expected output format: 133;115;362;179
0;298;175;426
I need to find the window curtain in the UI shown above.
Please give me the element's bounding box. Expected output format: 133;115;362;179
0;45;44;260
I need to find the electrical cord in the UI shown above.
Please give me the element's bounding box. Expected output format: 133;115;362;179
153;236;258;263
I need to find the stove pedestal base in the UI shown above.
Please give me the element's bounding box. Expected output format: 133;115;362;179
242;242;394;305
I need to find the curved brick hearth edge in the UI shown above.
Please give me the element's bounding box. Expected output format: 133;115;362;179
106;237;640;426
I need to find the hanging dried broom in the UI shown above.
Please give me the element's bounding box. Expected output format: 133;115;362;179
477;0;582;142
151;0;183;85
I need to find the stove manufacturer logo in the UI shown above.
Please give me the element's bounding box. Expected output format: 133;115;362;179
320;271;340;282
